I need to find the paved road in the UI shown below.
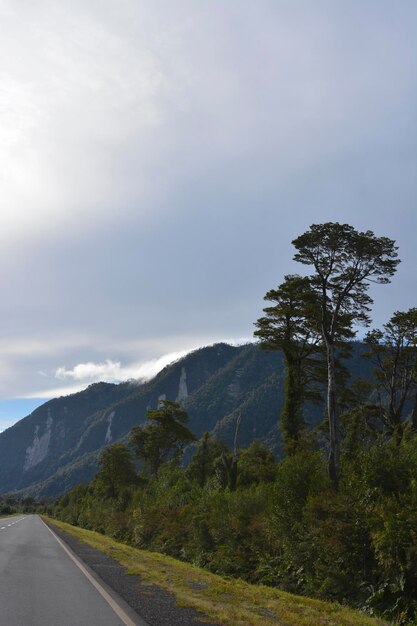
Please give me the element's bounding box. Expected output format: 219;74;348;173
0;514;145;626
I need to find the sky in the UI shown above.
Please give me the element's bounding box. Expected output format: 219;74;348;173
0;0;415;430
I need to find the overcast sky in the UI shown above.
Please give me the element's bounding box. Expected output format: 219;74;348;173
0;0;415;429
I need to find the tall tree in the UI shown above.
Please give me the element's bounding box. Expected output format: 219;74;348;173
94;443;137;499
412;358;417;431
254;274;322;453
187;432;228;488
365;308;417;441
130;400;196;476
292;223;399;485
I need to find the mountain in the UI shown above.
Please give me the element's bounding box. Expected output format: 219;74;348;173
0;342;373;498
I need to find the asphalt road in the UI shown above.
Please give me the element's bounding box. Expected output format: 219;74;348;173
0;514;146;626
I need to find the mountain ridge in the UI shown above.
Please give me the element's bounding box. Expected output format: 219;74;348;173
0;341;373;498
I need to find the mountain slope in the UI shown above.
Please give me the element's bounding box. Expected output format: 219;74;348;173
0;341;374;498
0;344;244;496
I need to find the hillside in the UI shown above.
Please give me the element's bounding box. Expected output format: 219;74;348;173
0;342;372;498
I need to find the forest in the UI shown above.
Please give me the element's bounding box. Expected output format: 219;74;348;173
47;223;417;624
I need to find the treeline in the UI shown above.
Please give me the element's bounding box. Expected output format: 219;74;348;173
49;425;417;623
48;223;417;624
0;495;19;515
0;495;38;515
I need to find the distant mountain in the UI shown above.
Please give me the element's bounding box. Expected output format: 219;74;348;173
0;342;373;498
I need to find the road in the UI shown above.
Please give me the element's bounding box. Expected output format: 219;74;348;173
0;514;145;626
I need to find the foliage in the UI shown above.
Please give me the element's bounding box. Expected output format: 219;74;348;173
45;516;389;626
186;432;228;487
130;400;196;475
292;222;400;484
365;308;417;440
49;423;417;623
254;275;322;452
237;440;277;487
94;443;137;499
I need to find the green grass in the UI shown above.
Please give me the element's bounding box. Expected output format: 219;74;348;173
43;516;390;626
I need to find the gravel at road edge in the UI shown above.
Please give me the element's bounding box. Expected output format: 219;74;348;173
45;521;220;626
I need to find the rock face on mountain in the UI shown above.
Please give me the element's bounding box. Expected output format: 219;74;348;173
0;342;372;498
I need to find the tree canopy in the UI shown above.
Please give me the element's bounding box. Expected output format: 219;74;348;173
292;222;400;484
365;307;417;439
254;274;322;452
94;443;137;499
130;400;196;475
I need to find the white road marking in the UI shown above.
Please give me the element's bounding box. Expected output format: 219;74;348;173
41;519;145;626
0;516;29;531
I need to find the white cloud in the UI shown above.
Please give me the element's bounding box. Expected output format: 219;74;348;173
126;351;190;380
55;359;123;381
55;351;189;385
18;350;191;399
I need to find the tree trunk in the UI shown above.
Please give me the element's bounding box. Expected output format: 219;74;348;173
326;337;339;487
411;390;417;432
229;412;241;491
281;355;304;454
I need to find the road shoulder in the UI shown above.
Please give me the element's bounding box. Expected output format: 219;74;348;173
44;518;220;626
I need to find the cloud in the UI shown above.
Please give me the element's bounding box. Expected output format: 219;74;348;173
21;384;91;400
1;0;411;252
0;0;414;413
17;350;192;399
55;351;189;384
0;0;173;247
55;359;124;382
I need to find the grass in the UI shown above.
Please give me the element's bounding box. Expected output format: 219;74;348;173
43;516;390;626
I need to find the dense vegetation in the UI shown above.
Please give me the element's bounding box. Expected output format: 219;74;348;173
0;495;19;515
47;517;389;626
47;223;416;624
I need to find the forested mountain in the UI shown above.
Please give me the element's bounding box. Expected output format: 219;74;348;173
0;341;373;497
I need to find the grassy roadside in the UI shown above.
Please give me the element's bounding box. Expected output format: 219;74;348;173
43;516;389;626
